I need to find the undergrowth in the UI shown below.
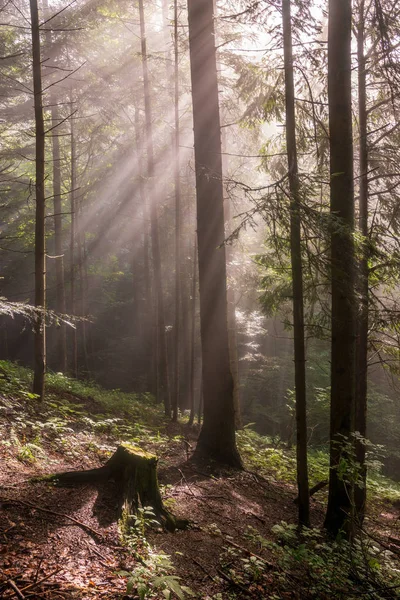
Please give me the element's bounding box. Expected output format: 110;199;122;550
119;507;194;599
0;360;175;468
240;522;400;599
1;360;400;599
237;426;400;503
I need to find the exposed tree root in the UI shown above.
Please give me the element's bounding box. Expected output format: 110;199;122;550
39;443;188;532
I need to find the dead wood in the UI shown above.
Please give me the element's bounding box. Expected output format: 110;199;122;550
294;480;328;504
0;496;103;538
217;567;252;596
7;579;25;599
40;443;188;532
20;568;63;593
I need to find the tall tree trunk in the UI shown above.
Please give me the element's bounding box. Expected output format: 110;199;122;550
134;108;155;395
30;0;46;401
282;0;310;528
187;0;242;467
138;0;170;414
355;0;368;523
220;130;242;431
43;0;67;373
70;96;78;378
215;0;241;432
188;236;197;427
224;198;242;431
76;194;89;374
324;0;356;537
197;377;203;426
172;0;181;422
51;103;67;372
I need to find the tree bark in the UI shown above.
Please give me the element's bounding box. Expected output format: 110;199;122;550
324;0;356;537
30;0;46;401
43;0;67;373
221;131;242;431
187;0;242;467
188;236;197;426
69;95;78;378
214;0;242;431
44;444;188;532
172;0;181;422
51;102;68;373
355;0;368;523
134;108;155;394
76;190;89;374
138;0;171;415
282;0;310;528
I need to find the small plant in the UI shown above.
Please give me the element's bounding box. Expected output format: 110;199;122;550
267;521;400;599
122;551;193;599
17;441;44;463
132;506;160;537
120;506;193;599
241;555;265;582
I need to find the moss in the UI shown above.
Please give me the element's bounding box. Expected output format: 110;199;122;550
39;444;188;532
120;442;157;461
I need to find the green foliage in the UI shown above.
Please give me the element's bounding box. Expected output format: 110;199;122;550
236;425;400;502
131;506;160;537
0;360;179;471
16;441;45;464
0;298;78;329
266;521;400;599
121;516;193;600
125;552;193;600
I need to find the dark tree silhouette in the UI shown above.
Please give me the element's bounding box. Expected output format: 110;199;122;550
282;0;310;527
30;0;46;401
324;0;357;536
187;0;242;467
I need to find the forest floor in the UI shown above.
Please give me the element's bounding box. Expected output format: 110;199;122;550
0;362;400;600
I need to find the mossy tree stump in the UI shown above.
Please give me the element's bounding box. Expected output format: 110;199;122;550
45;443;187;532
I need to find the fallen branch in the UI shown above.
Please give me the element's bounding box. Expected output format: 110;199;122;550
356;524;400;557
191;557;216;582
0;496;103;538
294;480;328;504
217;568;252;596
85;541;115;571
216;534;275;569
20;568;63;593
7;579;25;599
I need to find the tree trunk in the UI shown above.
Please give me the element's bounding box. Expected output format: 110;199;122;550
69;95;78;378
30;0;46;401
134;108;155;395
197;377;203;426
215;0;241;431
172;0;181;422
138;0;171;415
324;0;356;537
187;0;242;467
282;0;310;528
51;102;68;373
188;236;197;427
221;132;242;431
43;0;67;374
355;0;368;523
44;444;187;532
76;193;89;375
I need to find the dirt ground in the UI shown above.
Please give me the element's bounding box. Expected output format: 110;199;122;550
1;437;399;599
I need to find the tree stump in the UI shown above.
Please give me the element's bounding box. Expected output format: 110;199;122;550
43;443;187;532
